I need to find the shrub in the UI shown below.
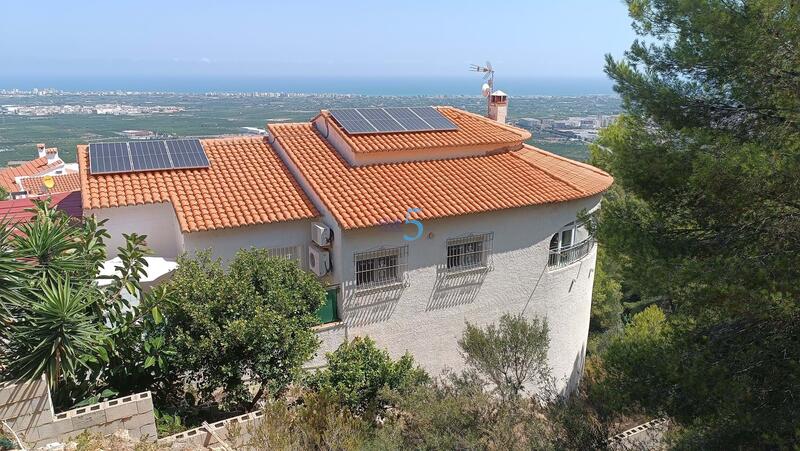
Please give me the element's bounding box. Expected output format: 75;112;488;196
160;249;326;412
458;313;551;400
307;336;427;414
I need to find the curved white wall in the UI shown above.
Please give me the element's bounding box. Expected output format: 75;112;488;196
320;195;602;395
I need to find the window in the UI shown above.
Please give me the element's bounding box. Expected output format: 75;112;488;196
548;221;593;268
267;245;303;266
446;233;493;272
354;246;408;290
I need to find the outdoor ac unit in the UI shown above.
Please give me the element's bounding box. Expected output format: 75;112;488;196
311;222;332;247
308;246;331;277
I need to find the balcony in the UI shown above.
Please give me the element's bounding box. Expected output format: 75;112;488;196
548;237;594;269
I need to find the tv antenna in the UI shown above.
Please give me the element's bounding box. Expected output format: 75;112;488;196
470;61;495;115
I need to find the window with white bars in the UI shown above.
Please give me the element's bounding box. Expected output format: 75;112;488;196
354;246;408;290
446;233;493;272
267;245;303;266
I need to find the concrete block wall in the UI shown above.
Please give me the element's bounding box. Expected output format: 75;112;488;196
159;410;265;450
0;377;156;448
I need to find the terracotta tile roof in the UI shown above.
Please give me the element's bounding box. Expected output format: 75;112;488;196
318;106;531;153
20;173;81;196
268;123;613;230
0;158;63;192
79;137;319;233
0;191;83;227
514;146;615;197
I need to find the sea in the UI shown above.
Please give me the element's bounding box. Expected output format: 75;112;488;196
0;76;615;96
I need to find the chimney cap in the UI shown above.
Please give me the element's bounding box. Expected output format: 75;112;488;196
491;90;507;97
45;147;58;154
36;143;46;149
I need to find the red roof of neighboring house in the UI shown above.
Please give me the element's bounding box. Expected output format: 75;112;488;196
0;157;63;192
269;122;613;229
317;106;531;153
19;173;82;196
78;137;319;232
0;191;83;226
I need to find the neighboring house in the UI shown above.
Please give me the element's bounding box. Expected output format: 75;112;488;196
78;98;613;394
0;191;83;226
0;144;77;198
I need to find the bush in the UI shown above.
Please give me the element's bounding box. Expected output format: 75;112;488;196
458;313;551;400
589;305;674;415
159;249;326;413
307;336;427;414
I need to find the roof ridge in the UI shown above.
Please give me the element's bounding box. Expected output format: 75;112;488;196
510;151;587;196
521;144;612;178
436;106;532;140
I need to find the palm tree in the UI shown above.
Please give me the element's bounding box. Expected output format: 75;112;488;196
5;278;103;387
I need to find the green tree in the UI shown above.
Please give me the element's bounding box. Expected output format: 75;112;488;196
594;0;800;447
307;336;427;415
458;313;551;401
589;247;624;334
160;249;325;412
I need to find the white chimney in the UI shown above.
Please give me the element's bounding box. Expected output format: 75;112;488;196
36;143;46;158
45;147;59;164
488;90;508;124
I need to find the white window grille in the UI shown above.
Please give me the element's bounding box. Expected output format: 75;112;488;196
267;245;303;266
548;221;593;268
354;246;407;291
446;233;493;273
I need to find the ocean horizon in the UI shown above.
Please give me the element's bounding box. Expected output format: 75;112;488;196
0;75;616;97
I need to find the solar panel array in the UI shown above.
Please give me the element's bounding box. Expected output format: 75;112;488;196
329;107;458;135
89;139;210;175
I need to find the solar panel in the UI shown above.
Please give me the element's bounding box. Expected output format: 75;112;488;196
409;107;459;131
357;108;406;132
130;141;170;171
329;109;377;134
165;139;210;169
89;142;132;174
385;108;432;132
329;107;458;135
89;139;209;175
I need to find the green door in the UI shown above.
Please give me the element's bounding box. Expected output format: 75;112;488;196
317;287;339;324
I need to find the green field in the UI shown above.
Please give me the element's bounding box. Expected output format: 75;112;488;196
0;94;616;165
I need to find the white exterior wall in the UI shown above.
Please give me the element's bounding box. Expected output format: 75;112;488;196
86;202;184;259
182;219;314;264
323;195;602;394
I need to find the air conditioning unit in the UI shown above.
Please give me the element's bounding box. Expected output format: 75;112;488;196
308;246;331;277
311;222;332;247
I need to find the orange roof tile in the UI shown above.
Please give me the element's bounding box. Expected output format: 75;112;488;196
79;137;319;233
318;106;531;153
0;157;63;192
268;122;613;230
20;173;81;196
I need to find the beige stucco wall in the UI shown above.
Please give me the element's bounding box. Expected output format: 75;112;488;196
317;195;602;394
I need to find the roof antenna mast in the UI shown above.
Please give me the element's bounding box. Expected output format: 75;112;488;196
469;61;494;116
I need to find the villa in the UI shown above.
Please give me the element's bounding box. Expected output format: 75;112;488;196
78;94;612;393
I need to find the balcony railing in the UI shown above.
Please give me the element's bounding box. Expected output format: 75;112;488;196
548;237;594;269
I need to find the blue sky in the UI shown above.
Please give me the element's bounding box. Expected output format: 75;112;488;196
0;0;635;80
